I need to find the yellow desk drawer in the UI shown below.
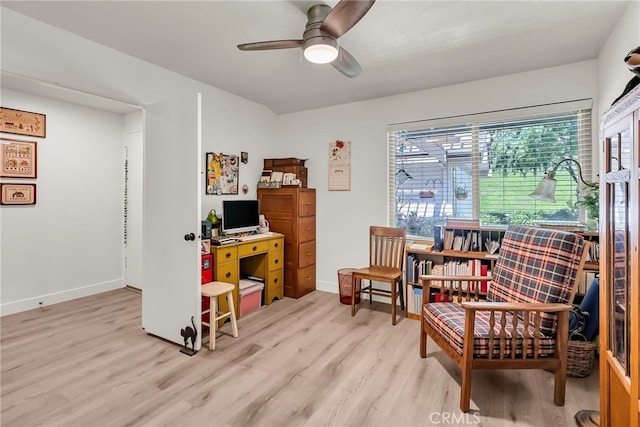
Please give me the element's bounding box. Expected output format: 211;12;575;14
270;238;284;252
214;246;238;263
238;240;269;257
215;262;238;283
269;249;283;271
265;269;283;304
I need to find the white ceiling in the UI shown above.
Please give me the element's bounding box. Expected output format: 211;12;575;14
0;0;631;114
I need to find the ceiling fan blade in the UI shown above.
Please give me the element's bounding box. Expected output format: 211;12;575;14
237;40;303;51
331;47;362;78
320;0;375;38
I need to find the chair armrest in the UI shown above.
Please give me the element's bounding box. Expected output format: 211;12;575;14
461;301;572;313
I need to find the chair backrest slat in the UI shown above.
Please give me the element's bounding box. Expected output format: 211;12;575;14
369;226;406;269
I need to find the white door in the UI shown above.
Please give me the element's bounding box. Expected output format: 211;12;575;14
124;131;143;290
142;93;202;349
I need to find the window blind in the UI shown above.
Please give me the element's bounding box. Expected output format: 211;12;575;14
388;100;593;238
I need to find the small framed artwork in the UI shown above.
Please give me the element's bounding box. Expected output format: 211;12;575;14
1;183;37;205
0;138;37;178
0;107;46;138
205;152;239;195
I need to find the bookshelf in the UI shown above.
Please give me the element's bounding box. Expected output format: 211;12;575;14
405;225;599;320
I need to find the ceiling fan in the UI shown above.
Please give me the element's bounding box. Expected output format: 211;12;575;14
237;0;375;78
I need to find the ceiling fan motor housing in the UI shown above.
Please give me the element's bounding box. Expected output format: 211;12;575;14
237;0;375;76
303;4;339;63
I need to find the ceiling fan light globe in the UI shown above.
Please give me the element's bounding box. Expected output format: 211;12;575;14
303;40;338;64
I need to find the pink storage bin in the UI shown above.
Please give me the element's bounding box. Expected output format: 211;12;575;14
239;280;264;316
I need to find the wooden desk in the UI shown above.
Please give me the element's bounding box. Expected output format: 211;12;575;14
209;233;284;321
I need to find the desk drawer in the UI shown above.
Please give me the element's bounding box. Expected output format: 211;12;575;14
267;268;283;289
269;250;283;271
215;262;238;283
298;190;315;216
298;241;315;269
298;217;315;242
296;264;316;295
270;238;283;252
238;240;269;257
214;247;237;263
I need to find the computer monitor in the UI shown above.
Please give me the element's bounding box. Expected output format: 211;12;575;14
222;200;260;235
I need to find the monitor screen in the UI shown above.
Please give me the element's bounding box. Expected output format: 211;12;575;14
222;200;260;234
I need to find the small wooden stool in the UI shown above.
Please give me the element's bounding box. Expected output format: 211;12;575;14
201;281;239;350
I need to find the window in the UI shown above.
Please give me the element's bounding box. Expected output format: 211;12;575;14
388;100;593;238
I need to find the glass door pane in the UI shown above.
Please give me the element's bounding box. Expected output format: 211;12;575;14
606;128;632;374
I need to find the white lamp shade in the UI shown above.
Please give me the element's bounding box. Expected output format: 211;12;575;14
304;41;338;64
529;176;557;202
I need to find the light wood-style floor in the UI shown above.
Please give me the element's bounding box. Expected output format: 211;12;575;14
1;288;599;427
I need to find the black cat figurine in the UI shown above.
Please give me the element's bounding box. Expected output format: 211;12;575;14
612;46;640;105
180;316;197;352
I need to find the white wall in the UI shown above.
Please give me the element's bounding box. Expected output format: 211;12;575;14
1;8;278;314
276;61;600;295
597;1;640;118
0;89;125;314
0;6;278;221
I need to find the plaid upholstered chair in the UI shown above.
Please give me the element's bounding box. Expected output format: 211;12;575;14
419;225;589;412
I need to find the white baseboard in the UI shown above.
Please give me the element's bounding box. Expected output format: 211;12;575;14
316;279;338;294
1;279;124;316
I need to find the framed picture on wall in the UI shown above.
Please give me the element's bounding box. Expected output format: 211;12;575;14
205;152;239;195
0;107;46;138
0;138;37;178
0;183;36;205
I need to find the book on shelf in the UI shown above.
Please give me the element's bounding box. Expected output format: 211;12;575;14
471;231;480;251
440;259;490;293
413;287;423;314
484;238;500;254
433;226;443;252
587;241;600;262
409;242;433;252
578;270;597;295
452;236;464;251
462;231;473;252
407;255;433;284
407;284;415;314
433;292;450;302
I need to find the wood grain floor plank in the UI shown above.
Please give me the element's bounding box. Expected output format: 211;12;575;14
1;289;599;427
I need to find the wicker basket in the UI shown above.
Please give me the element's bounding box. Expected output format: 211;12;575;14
567;340;597;377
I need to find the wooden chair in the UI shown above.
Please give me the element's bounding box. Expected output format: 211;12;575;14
351;226;406;325
419;225;589;412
